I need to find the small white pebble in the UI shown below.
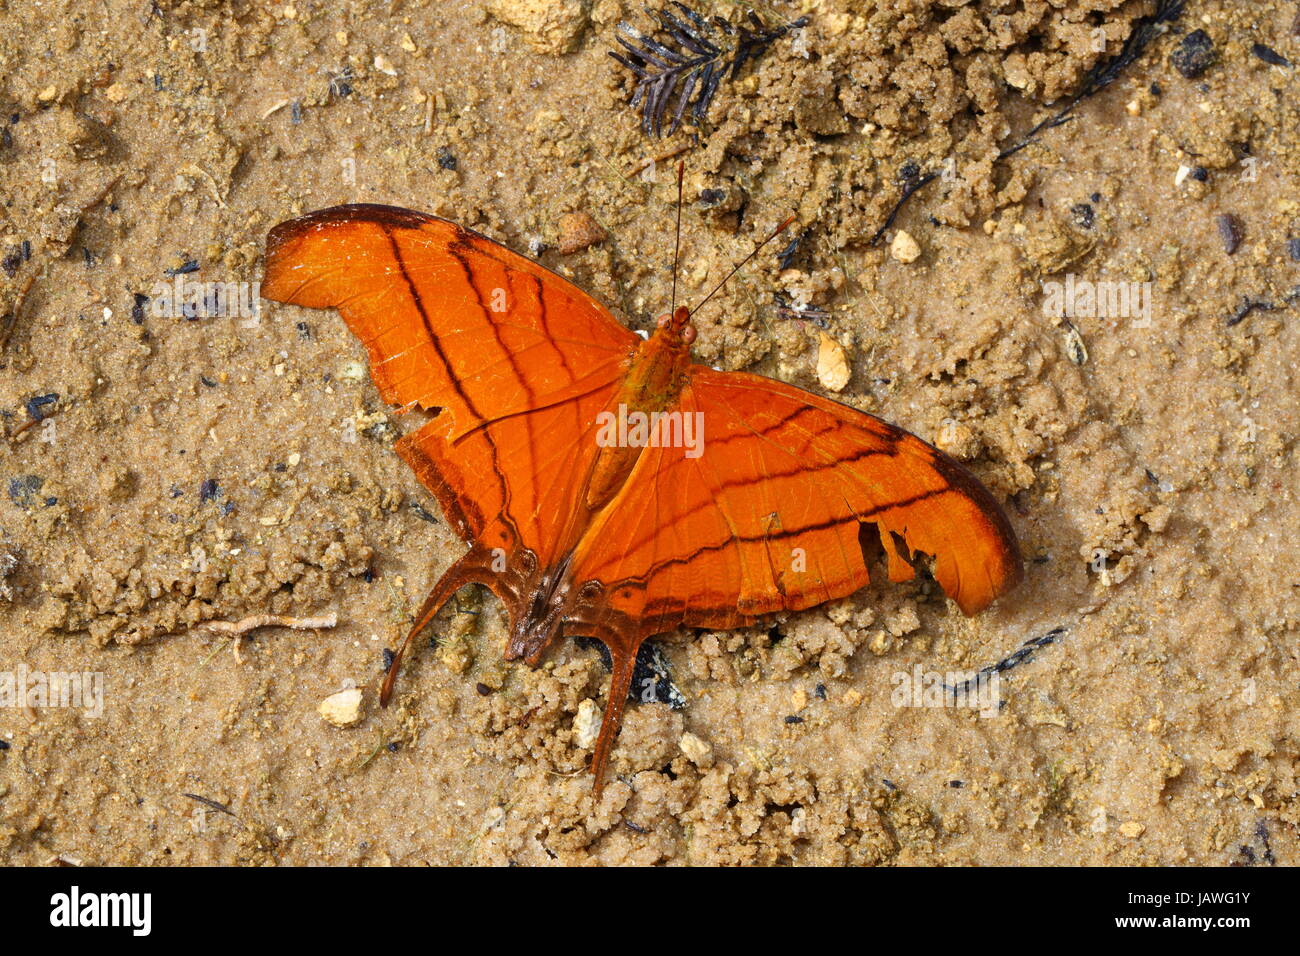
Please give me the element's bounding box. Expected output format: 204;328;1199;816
1174;164;1192;186
890;229;922;264
574;699;602;750
319;687;363;727
679;731;713;766
791;807;808;837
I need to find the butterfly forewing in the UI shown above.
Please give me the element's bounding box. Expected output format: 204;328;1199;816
263;204;637;430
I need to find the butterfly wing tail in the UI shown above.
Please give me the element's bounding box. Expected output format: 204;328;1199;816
380;554;493;706
586;629;645;799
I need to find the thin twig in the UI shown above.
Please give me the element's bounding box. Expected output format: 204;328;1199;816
0;273;36;352
628;141;695;176
201;612;338;665
200;612;338;637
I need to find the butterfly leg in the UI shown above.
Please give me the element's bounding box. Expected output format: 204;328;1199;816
587;630;646;798
379;554;493;706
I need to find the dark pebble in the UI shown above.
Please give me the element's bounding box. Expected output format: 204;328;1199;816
164;259;199;277
1287;237;1300;261
814;683;827;700
777;235;802;271
199;478;220;502
1226;298;1276;327
1251;43;1290;67
784;715;804;724
386;741;401;752
436;146;457;170
476;682;492;696
131;292;148;324
7;475;44;508
949;780;964;788
697;188;726;208
1;246;21;277
295;321;311;340
1070;202;1095;230
410;502;438;524
1216;213;1243;255
1190;166;1208;182
0;740;9;751
25;393;58;421
1171;29;1216;79
382;648;396;670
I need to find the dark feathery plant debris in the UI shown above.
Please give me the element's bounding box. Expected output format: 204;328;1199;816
610;2;809;137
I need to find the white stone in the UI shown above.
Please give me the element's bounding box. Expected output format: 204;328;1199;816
574;699;602;749
319;687;363;727
890;230;922;263
679;731;713;766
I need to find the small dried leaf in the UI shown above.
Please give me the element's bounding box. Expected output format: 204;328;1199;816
556;212;608;255
816;331;851;391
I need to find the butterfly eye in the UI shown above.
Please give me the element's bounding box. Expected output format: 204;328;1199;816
681;324;697;344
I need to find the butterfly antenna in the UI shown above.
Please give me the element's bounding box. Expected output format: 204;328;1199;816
689;214;797;319
671;161;684;314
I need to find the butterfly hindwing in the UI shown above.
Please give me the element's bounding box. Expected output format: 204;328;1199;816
567;367;1022;629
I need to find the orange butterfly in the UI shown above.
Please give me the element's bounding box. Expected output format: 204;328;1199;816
262;203;1022;793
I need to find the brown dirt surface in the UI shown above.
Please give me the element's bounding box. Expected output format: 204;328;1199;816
0;0;1296;866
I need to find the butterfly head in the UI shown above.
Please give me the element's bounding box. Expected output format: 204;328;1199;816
655;306;696;350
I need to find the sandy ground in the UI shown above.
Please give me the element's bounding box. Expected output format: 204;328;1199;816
0;0;1297;865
